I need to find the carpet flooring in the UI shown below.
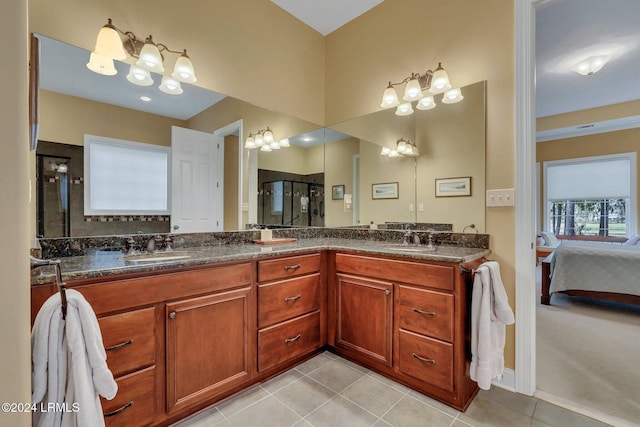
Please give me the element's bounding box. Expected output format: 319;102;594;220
536;265;640;427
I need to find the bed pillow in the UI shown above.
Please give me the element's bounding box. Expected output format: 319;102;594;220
540;231;560;247
623;234;640;246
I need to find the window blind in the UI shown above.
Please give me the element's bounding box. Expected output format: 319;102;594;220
546;157;631;201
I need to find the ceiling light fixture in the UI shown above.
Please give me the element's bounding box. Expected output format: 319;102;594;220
380;137;420;158
381;63;463;115
245;127;290;151
571;55;610;76
87;18;197;96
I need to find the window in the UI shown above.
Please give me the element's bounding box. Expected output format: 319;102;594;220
84;135;170;215
543;153;636;237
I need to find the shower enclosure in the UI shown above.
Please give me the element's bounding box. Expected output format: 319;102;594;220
36;154;71;237
261;180;324;227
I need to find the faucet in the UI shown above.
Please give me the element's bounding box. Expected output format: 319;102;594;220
425;229;436;250
146;235;163;252
403;231;421;245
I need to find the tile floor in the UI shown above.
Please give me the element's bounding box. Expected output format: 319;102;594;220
173;352;613;427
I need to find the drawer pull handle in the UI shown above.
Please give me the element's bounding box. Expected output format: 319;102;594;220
412;353;436;364
284;294;302;302
104;401;134;417
284;264;301;271
105;339;134;351
413;308;436;317
284;334;302;344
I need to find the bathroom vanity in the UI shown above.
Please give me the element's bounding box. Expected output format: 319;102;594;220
31;234;488;426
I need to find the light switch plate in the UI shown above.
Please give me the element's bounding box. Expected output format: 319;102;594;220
486;188;515;207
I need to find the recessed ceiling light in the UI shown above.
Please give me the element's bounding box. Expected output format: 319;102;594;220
139;95;153;102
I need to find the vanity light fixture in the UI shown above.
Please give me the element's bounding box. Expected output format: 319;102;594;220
571;55;610;76
244;127;290;151
381;63;463;115
87;18;197;96
380;137;420;158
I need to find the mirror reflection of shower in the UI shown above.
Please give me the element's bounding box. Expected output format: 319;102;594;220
36;154;71;237
260;179;324;227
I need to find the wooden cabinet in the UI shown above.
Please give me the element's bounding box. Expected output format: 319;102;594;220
165;285;253;414
335;274;393;367
97;307;157;426
257;253;324;373
331;252;478;411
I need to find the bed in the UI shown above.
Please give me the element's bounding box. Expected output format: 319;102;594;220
541;241;640;306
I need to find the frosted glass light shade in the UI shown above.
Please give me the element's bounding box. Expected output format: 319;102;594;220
395;102;414;116
442;87;463;104
126;65;153;86
137;37;165;73
279;138;290;147
263;128;274;143
87;52;118;76
403;77;423;102
397;139;407;153
269;141;281;150
159;76;183;95
172;51;197;83
254;133;264;147
380;147;391;156
416;95;436;110
429;65;451;94
260;144;272;152
380;84;400;108
571;55;610;76
244;137;256;149
93;21;126;60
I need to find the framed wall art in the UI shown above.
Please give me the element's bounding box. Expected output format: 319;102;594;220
372;182;399;199
435;177;471;197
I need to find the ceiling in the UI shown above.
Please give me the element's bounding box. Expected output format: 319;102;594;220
271;0;384;36
535;0;640;119
39;0;640;136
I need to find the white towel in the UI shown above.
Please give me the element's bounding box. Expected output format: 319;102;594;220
32;289;117;427
470;261;515;390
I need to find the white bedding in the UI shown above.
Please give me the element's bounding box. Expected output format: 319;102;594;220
550;241;640;296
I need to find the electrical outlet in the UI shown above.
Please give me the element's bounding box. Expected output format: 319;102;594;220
486;188;515;207
418;203;424;212
409;203;415;212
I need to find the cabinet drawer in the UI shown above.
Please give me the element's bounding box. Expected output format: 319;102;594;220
259;273;320;328
398;285;454;342
102;366;155;427
258;311;321;372
398;330;453;392
336;253;453;291
99;307;155;377
258;253;321;282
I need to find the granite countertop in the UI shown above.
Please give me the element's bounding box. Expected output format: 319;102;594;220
31;237;490;285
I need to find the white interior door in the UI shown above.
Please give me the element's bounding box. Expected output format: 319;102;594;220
171;126;223;233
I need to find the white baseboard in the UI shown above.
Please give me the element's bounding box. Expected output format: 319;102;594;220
491;368;516;392
535;390;636;427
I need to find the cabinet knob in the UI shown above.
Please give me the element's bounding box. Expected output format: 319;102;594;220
168;311;177;319
173;225;180;230
385;290;391;296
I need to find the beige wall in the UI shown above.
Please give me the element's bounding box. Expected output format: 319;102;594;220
326;0;516;367
324;137;359;227
536;127;640;231
1;0;30;425
39;90;186;146
537;99;640;131
29;0;326;125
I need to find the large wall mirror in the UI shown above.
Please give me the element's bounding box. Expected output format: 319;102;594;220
34;34;486;238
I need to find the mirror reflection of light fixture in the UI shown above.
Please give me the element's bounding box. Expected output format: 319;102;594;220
381;63;463;115
380;137;420;158
87;18;197;96
245;127;289;151
571;55;610;76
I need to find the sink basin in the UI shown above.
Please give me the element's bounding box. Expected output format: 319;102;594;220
120;251;200;263
383;244;434;252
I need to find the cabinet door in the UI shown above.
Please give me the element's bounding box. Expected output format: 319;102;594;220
166;286;252;413
336;274;393;367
